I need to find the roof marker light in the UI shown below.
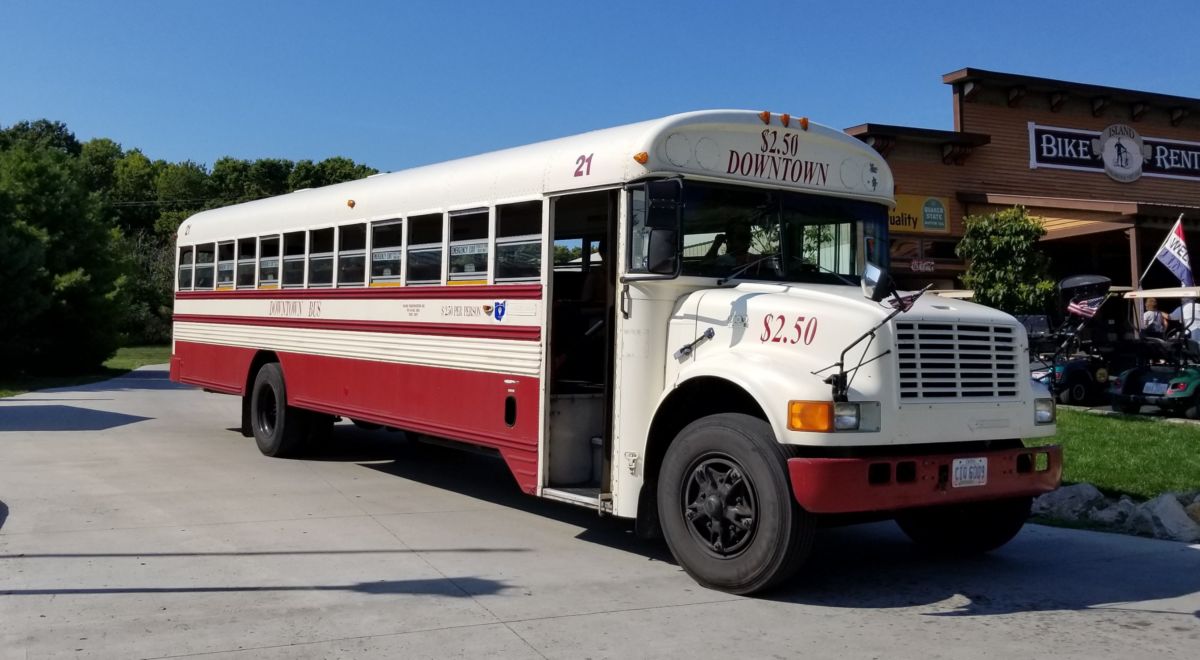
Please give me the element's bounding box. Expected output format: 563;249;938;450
781;113;791;127
347;199;356;208
633;152;649;164
800;117;809;131
758;110;771;124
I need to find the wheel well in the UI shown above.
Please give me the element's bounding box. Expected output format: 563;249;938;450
240;351;280;436
635;377;768;538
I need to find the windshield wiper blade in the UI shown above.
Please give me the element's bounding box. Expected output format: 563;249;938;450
716;254;778;286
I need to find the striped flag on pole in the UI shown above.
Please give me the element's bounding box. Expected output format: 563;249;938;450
1067;296;1104;318
1152;216;1194;287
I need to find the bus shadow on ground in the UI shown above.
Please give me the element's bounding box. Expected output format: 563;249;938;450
320;426;1200;617
42;368;191;394
0;501;7;532
0;404;150;432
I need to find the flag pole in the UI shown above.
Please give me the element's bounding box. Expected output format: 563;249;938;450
1139;213;1185;283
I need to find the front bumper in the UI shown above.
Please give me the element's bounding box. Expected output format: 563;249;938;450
787;445;1062;514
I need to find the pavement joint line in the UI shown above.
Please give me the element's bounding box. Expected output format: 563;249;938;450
301;460;551;660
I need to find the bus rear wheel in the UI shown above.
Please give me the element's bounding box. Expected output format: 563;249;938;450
250;362;310;457
657;413;814;595
895;496;1032;556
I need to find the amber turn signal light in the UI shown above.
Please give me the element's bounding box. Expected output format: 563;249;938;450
787;401;833;432
633;151;649;164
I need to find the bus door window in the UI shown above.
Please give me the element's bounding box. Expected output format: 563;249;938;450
259;235;280;288
308;228;334;287
236;237;256;288
177;246;194;291
495;201;542;282
282;232;305;287
337;223;367;287
216;241;235;288
449;209;489;284
194;243;215;289
370;220;403;284
406;213;443;285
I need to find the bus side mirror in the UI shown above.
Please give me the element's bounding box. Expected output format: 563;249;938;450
862;261;893;302
644;179;682;276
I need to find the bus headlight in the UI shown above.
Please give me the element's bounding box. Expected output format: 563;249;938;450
833;402;860;431
1035;398;1056;425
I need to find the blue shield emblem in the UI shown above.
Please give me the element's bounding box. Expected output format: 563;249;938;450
493;301;506;322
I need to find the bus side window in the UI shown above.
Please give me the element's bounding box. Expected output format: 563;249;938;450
282;232;305;287
407;213;443;285
370;220;403;284
216;241;235;288
496;201;542;282
236;237;257;288
337;223;367;287
259;235;281;288
449;209;488;284
177;246;194;291
194;243;216;289
308;228;334;287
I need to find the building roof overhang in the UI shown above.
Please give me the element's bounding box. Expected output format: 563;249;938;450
844;123;990;163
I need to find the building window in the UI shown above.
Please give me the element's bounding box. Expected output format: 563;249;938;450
194;243;215;289
236;237;257;288
406;213;443;285
308;228;334;287
177;246;194;291
371;220;403;284
449;209;489;283
259;236;280;287
282;231;306;287
496;201;542;281
216;241;235;288
338;223;367;287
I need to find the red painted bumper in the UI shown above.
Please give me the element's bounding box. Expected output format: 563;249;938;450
788;445;1062;514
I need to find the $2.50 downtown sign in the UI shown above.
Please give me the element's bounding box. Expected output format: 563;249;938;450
1029;122;1200;183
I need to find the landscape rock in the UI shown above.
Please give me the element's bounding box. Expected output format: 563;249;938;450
1129;494;1200;543
1186;502;1200;527
1032;483;1107;519
1089;496;1137;527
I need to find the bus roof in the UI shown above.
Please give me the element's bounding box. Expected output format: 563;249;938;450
179;110;894;244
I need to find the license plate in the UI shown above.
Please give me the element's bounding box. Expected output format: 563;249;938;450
951;457;988;488
1142;382;1169;396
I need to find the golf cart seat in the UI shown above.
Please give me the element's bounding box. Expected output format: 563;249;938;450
1139;336;1174;360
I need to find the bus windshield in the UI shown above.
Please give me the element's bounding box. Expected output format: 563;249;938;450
678;181;888;284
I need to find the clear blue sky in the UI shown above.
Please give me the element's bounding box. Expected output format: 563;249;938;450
3;0;1196;172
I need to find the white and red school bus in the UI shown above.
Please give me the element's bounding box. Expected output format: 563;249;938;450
172;110;1061;594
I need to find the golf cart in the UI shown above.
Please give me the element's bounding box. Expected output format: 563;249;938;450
1029;275;1129;406
1109;287;1200;418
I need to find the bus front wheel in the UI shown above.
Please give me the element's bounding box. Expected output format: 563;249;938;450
657;413;815;595
250;362;309;457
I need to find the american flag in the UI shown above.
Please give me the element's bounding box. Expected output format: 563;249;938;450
1067;296;1105;318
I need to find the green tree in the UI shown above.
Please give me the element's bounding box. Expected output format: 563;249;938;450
210;157;252;205
955;206;1055;314
248;158;293;199
112;149;158;233
80;138;124;193
317;156;377;185
0;119;82;156
0;143;126;375
155;160;209;213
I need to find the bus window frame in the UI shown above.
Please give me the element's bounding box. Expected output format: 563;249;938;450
236;236;257;289
494;198;545;284
337;222;368;288
406;211;445;286
448;207;490;284
216;240;236;289
258;234;281;289
282;231;306;288
370;218;405;286
177;245;194;291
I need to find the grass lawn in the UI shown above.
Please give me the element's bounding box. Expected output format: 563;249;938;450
1029;408;1200;500
0;345;171;398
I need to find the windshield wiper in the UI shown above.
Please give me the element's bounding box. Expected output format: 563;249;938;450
717;252;859;288
716;254;780;286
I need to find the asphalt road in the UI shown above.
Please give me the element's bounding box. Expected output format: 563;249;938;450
1;366;1198;659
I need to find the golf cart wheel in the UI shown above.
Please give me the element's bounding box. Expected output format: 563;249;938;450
895;496;1032;556
1057;376;1090;406
657;413;815;595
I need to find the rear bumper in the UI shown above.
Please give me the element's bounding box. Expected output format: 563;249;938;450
787;445;1062;514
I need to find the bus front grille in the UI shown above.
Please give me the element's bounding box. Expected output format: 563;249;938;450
895;322;1020;401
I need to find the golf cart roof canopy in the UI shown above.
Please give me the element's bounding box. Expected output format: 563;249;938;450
1124;287;1200;299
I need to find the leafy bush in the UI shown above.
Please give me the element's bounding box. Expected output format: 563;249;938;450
956;206;1055;314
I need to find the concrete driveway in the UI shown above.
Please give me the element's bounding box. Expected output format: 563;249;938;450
1;366;1198;659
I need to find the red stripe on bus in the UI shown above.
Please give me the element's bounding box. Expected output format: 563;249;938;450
173;314;542;341
175;283;542;301
171;341;540;494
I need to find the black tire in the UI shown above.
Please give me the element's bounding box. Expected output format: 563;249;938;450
895;496;1031;556
1185;398;1200;420
249;362;310;457
657;413;815;595
1057;377;1089;406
